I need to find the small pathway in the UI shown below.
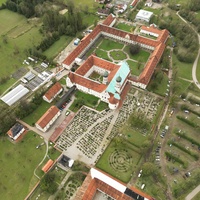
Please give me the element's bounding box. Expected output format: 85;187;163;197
185;184;200;200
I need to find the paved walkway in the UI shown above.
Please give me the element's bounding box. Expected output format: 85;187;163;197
185;184;200;200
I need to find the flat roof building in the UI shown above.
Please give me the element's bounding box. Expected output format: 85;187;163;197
1;84;29;106
135;9;153;22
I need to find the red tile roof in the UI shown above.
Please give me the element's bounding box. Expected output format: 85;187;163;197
44;82;62;102
102;14;115;26
63;14;169;87
36;106;60;129
69;72;107;93
42;159;54;173
141;25;162;35
131;0;139;7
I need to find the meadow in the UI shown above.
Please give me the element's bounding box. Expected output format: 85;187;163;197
0;132;45;200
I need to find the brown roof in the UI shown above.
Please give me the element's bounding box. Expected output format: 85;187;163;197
36;106;60;129
42;159;54;173
44;82;62;101
102;14;115;26
131;0;139;7
141;25;162;35
69;72;107;93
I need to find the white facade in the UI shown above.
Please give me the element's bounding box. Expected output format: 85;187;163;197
36;110;61;132
43;88;63;103
135;9;153;22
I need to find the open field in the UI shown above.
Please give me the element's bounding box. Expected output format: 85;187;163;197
0;132;45;200
0;10;43;83
0;0;6;5
44;36;72;59
192;192;200;200
173;52;193;81
23;101;53;125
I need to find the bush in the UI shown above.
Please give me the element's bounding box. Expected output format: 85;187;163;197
165;152;187;168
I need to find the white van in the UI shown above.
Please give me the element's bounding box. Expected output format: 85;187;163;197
184;110;189;114
141;184;145;190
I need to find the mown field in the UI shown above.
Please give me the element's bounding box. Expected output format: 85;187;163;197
0;132;45;200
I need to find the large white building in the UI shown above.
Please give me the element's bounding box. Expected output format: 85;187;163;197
135;9;153;22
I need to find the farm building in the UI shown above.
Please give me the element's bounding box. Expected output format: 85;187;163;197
1;84;29;106
35;106;61;132
135;9;153;22
75;168;154;200
43;82;63;103
7;123;26;140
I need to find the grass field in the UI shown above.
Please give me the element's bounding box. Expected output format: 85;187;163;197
98;39;124;51
95;49;111;61
173;54;193;80
0;0;6;5
127;60;143;76
0;10;43;80
96;140;141;183
44;36;72;59
124;46;150;62
0;132;45;200
110;50;127;60
23;101;53;125
192;192;200;200
115;23;133;32
69;90;99;112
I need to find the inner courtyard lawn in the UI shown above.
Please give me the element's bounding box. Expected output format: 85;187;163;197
95;49;111;61
127;60;143;76
124;46;150;63
98;39;124;51
109;50;127;60
0;132;45;200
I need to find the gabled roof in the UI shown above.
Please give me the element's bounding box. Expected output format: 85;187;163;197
101;13;115;26
131;0;139;7
43;82;62;101
36;106;60;129
141;25;161;35
42;159;54;173
7;123;24;138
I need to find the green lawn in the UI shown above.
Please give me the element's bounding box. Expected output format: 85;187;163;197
23;101;53;125
44;36;72;59
66;0;98;9
127;60;143;76
176;78;191;95
173;54;193;80
96;101;108;111
124;46;150;62
98;39;124;51
110;50;127;60
0;132;45;200
115;23;133;32
69;90;99;112
96;140;141;183
0;78;17;95
0;0;6;5
95;49;111;61
147;72;169;96
0;10;43;93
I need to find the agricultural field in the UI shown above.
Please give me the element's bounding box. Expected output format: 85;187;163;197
0;132;46;200
0;10;42;78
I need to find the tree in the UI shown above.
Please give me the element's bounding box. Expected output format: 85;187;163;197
129;44;140;55
142;162;158;177
40;172;58;194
